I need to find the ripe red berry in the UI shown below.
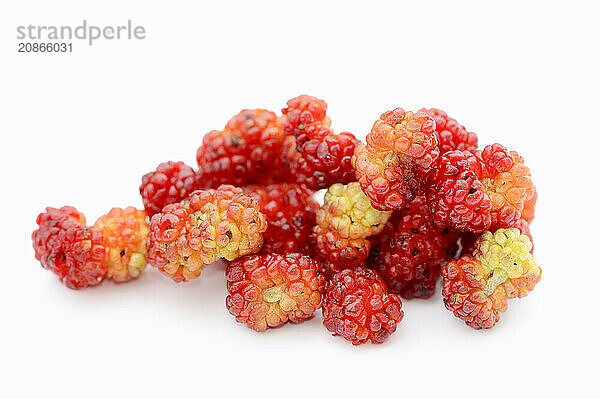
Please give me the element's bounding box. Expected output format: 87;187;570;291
196;109;294;187
352;108;439;211
311;226;371;279
281;94;331;139
226;253;326;331
441;255;506;329
281;95;358;190
427;144;535;233
140;161;197;217
243;183;318;254
420;108;478;154
322;268;404;345
32;206;106;289
287;126;358;190
368;196;458;299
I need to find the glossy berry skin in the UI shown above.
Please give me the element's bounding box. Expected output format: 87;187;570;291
478;144;535;228
226;253;326;331
420;108;478;154
243;183;318;254
32;206;106;289
352;108;439;211
427;144;534;233
281;94;331;139
322;268;404;345
368;197;457;299
441;255;507;329
311;226;371;279
441;228;541;329
94;207;149;282
521;185;537;223
426;150;492;232
287;125;359;190
196;109;293;188
281;95;358;190
147;185;267;282
140;161;197;217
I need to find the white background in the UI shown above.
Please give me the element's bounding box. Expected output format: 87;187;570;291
1;1;598;398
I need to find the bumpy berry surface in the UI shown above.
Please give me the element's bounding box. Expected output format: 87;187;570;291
318;182;391;239
281;95;358;190
441;228;541;329
226;253;325;331
311;182;390;278
147;185;267;282
94;207;149;282
472;228;540;298
352;108;439;211
140;161;197;217
196;109;293;188
311;226;371;279
243;183;318;254
420;108;478;153
521;185;537;223
368;196;457;299
427;144;534;232
281;94;331;140
32;206;106;289
322;268;404;345
287;125;358;190
441;255;507;329
426;150;492;232
478;144;535;228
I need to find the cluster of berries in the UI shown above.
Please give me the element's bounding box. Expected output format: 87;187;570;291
32;95;540;344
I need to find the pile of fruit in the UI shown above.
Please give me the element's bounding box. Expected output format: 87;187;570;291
31;95;540;345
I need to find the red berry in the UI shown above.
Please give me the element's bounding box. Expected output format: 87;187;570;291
140;161;197;217
441;255;506;329
146;185;267;282
427;144;535;233
196;109;293;187
32;206;106;289
226;253;325;331
322;268;404;345
243;183;318;254
311;226;371;279
420;108;478;154
282;94;331;140
285;125;358;190
352;108;439;211
368;196;458;299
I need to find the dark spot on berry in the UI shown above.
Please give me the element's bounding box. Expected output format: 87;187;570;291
183;256;189;262
410;228;418;234
468;188;476;194
231;136;240;147
412;248;419;256
120;250;125;257
225;230;233;240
